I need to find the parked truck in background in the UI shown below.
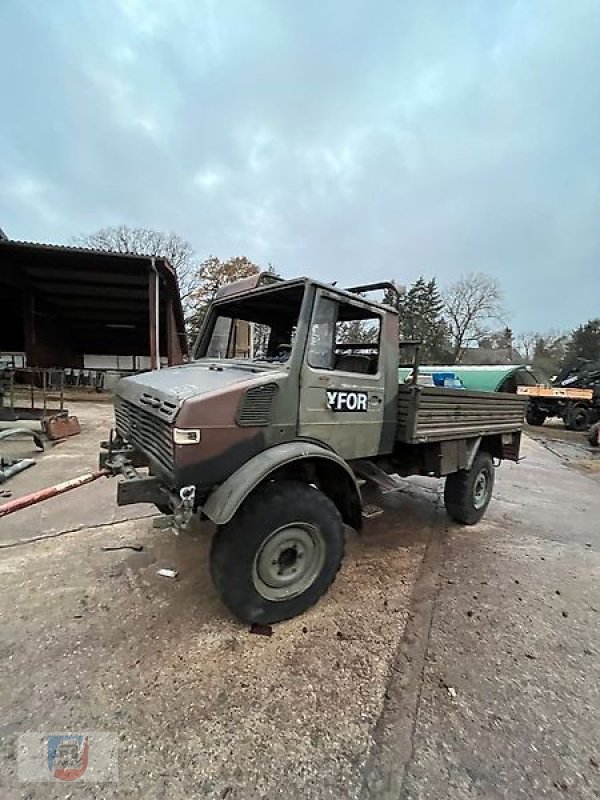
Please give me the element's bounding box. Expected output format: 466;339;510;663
518;359;600;432
101;274;526;624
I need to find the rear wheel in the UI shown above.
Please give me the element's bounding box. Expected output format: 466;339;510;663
210;480;345;624
526;404;547;427
589;422;600;447
564;403;591;431
444;451;495;525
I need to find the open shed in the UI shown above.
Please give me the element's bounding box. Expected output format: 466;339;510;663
0;239;188;371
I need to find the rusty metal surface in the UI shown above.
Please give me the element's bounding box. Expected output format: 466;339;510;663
43;414;81;440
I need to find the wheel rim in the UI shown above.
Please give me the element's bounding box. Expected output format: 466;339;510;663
252;523;326;602
473;469;490;510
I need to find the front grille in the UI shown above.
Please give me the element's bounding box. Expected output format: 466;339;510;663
237;383;278;426
115;397;174;475
139;392;179;421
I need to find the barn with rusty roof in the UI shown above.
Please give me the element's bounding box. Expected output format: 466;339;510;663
0;236;188;374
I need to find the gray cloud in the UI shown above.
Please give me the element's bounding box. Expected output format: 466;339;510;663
1;0;599;331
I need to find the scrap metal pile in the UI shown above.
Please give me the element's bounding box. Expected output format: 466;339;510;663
553;359;600;392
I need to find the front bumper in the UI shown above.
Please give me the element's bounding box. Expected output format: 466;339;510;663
99;434;173;509
116;473;168;507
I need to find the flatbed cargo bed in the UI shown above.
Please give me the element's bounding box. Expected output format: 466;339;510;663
397;384;526;444
517;385;594;401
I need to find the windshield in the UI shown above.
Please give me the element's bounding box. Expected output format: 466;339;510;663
197;283;305;363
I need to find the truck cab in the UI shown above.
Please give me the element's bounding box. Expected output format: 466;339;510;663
112;275;399;495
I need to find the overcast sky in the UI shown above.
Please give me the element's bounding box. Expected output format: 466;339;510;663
1;0;599;333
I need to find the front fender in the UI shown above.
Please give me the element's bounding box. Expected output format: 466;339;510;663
201;441;361;525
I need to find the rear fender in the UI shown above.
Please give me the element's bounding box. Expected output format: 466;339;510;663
202;441;362;528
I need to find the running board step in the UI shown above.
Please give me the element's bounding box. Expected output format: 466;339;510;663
353;460;404;492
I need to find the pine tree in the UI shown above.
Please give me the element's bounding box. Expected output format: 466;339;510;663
398;278;451;363
565;319;600;364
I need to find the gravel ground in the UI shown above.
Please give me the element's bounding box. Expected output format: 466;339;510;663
0;403;432;798
1;404;599;798
0;513;427;799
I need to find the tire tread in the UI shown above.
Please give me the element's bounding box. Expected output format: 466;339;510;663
210;480;345;624
444;451;495;526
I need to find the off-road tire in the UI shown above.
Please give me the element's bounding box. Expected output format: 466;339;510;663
589;422;600;448
210;480;345;624
563;403;590;433
444;451;495;525
564;403;591;432
526;404;547;427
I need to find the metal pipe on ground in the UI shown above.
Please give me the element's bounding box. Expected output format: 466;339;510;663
0;458;35;483
0;469;109;518
0;428;45;449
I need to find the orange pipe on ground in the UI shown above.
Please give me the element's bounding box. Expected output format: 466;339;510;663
0;469;109;519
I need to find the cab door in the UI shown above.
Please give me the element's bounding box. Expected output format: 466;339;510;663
298;289;385;460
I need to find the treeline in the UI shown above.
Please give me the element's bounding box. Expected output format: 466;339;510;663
75;225;599;377
393;275;599;377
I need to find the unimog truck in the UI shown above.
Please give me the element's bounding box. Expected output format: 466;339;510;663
101;274;526;624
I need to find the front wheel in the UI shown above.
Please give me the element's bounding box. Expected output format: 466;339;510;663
526;404;547;427
210;480;345;624
444;451;495;525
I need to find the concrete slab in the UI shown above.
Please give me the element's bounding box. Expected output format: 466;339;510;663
0;402;154;544
1;423;599;799
362;438;600;799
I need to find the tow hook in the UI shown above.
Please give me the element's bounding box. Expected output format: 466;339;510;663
173;485;196;532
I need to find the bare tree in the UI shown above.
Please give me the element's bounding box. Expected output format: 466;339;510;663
532;330;571;378
514;332;539;363
74;225;197;307
514;330;571;373
443;273;505;363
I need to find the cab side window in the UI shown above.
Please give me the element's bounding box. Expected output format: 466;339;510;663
308;295;381;374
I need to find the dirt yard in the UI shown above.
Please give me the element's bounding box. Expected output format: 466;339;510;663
1;404;599;799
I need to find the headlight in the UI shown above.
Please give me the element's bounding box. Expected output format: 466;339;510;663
173;428;201;445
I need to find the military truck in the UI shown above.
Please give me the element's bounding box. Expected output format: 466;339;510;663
101;274;526;624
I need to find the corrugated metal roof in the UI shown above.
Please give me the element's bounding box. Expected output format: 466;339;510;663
0;237;178;275
0;237;188;358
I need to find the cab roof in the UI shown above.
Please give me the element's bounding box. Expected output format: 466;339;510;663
214;273;400;315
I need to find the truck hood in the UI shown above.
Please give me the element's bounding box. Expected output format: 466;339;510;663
115;360;283;423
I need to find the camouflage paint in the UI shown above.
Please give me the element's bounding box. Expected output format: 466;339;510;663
202;440;362;525
112;276;524;516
